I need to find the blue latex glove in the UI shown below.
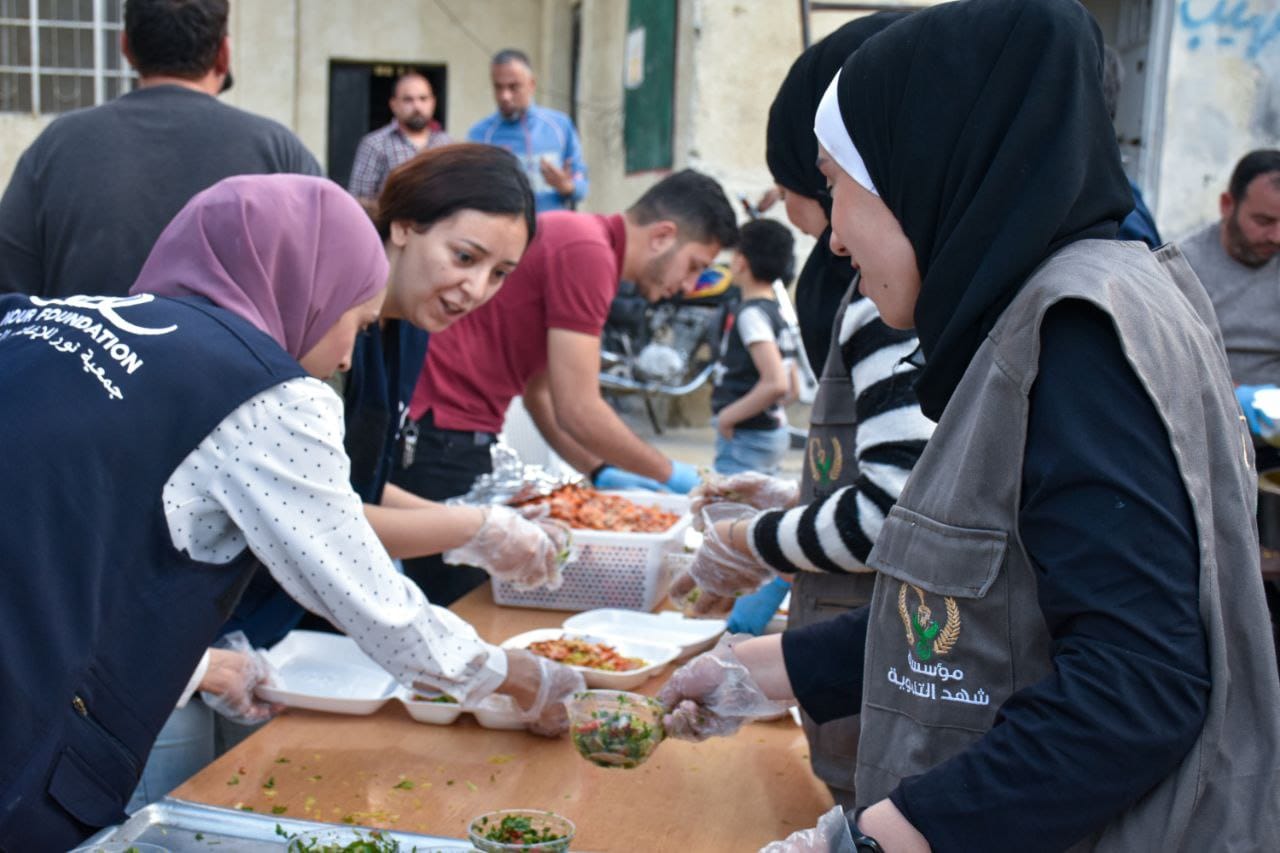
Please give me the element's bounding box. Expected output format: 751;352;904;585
664;459;701;494
726;576;790;635
1237;384;1279;440
593;465;667;491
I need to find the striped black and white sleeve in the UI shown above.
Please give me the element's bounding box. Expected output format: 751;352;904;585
749;295;934;572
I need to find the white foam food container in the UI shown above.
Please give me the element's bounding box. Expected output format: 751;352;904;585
258;631;398;715
397;688;466;725
393;687;526;730
562;608;727;660
500;627;680;690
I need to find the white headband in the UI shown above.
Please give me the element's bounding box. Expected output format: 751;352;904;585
814;69;880;198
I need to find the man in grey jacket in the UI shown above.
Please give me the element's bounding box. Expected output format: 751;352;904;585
0;0;321;298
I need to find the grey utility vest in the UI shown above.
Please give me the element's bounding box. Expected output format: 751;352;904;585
790;281;876;796
858;240;1280;849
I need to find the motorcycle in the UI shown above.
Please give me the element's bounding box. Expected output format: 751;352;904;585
599;265;738;434
600;264;817;434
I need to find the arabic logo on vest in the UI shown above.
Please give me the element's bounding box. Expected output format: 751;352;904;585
897;583;961;662
807;436;843;486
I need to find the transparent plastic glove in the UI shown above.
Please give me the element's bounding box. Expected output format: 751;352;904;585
657;634;789;741
664;459;702;494
669;569;736;618
443;505;571;591
594;465;667;492
727;576;791;635
1237;384;1280;446
199;631;280;725
687;502;773;597
758;805;856;853
691;471;800;530
502;649;587;737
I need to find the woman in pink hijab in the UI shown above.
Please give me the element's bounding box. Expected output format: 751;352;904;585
131;173;389;374
0;175;580;848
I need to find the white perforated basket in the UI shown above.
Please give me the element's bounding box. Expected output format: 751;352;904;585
491;491;692;612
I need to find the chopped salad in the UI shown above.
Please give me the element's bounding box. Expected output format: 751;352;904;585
569;692;665;769
469;811;573;853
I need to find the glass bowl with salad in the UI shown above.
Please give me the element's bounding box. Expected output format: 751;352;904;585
565;689;665;769
467;810;574;853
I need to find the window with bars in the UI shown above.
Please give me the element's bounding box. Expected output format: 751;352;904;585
0;0;133;114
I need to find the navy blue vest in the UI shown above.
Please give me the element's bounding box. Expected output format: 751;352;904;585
0;294;304;849
344;319;429;504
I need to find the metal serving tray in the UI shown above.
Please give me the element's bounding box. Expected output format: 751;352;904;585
81;798;474;851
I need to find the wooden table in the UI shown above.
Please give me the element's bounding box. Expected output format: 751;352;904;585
172;586;833;851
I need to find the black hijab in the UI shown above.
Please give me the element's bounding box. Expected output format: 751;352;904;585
836;0;1132;421
765;12;908;372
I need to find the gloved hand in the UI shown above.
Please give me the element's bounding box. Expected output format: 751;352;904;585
594;465;667;492
657;634;789;741
691;471;800;530
758;805;855;853
664;459;702;494
688;501;773;597
443;505;571;591
199;631;280;725
501;649;587;737
727;576;790;635
669;569;737;618
1236;384;1280;445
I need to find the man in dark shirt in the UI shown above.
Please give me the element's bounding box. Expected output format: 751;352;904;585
0;0;322;298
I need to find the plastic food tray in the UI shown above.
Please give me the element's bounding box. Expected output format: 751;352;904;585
562;608;726;660
491;490;692;612
79;799;472;851
397;687;527;730
500;628;680;690
258;631;399;715
258;632;532;730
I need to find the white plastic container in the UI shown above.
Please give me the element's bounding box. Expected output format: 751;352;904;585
500;628;679;690
397;688;465;725
491;490;692;612
258;631;397;715
562;608;726;660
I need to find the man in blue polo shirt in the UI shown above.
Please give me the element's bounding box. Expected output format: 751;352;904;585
468;48;587;212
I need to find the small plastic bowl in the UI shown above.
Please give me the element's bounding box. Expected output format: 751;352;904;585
70;844;171;853
467;809;574;853
565;689;665;769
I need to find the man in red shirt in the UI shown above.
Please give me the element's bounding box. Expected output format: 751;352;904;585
394;170;739;603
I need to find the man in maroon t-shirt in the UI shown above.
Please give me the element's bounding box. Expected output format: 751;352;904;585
394;170;739;604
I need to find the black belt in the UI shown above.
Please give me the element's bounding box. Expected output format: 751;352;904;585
400;412;495;468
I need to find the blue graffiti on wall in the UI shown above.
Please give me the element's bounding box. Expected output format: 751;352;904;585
1181;0;1280;58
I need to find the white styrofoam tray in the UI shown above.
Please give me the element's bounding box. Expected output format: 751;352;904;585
500;628;679;690
562;608;726;660
258;632;533;729
396;686;527;730
258;631;398;715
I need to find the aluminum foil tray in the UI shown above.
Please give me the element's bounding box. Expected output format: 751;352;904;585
81;798;474;851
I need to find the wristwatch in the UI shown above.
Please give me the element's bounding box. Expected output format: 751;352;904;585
852;832;884;853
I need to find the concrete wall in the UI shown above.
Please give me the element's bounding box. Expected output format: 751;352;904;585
288;0;549;169
1155;0;1280;239
3;0;1273;251
575;0;935;238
